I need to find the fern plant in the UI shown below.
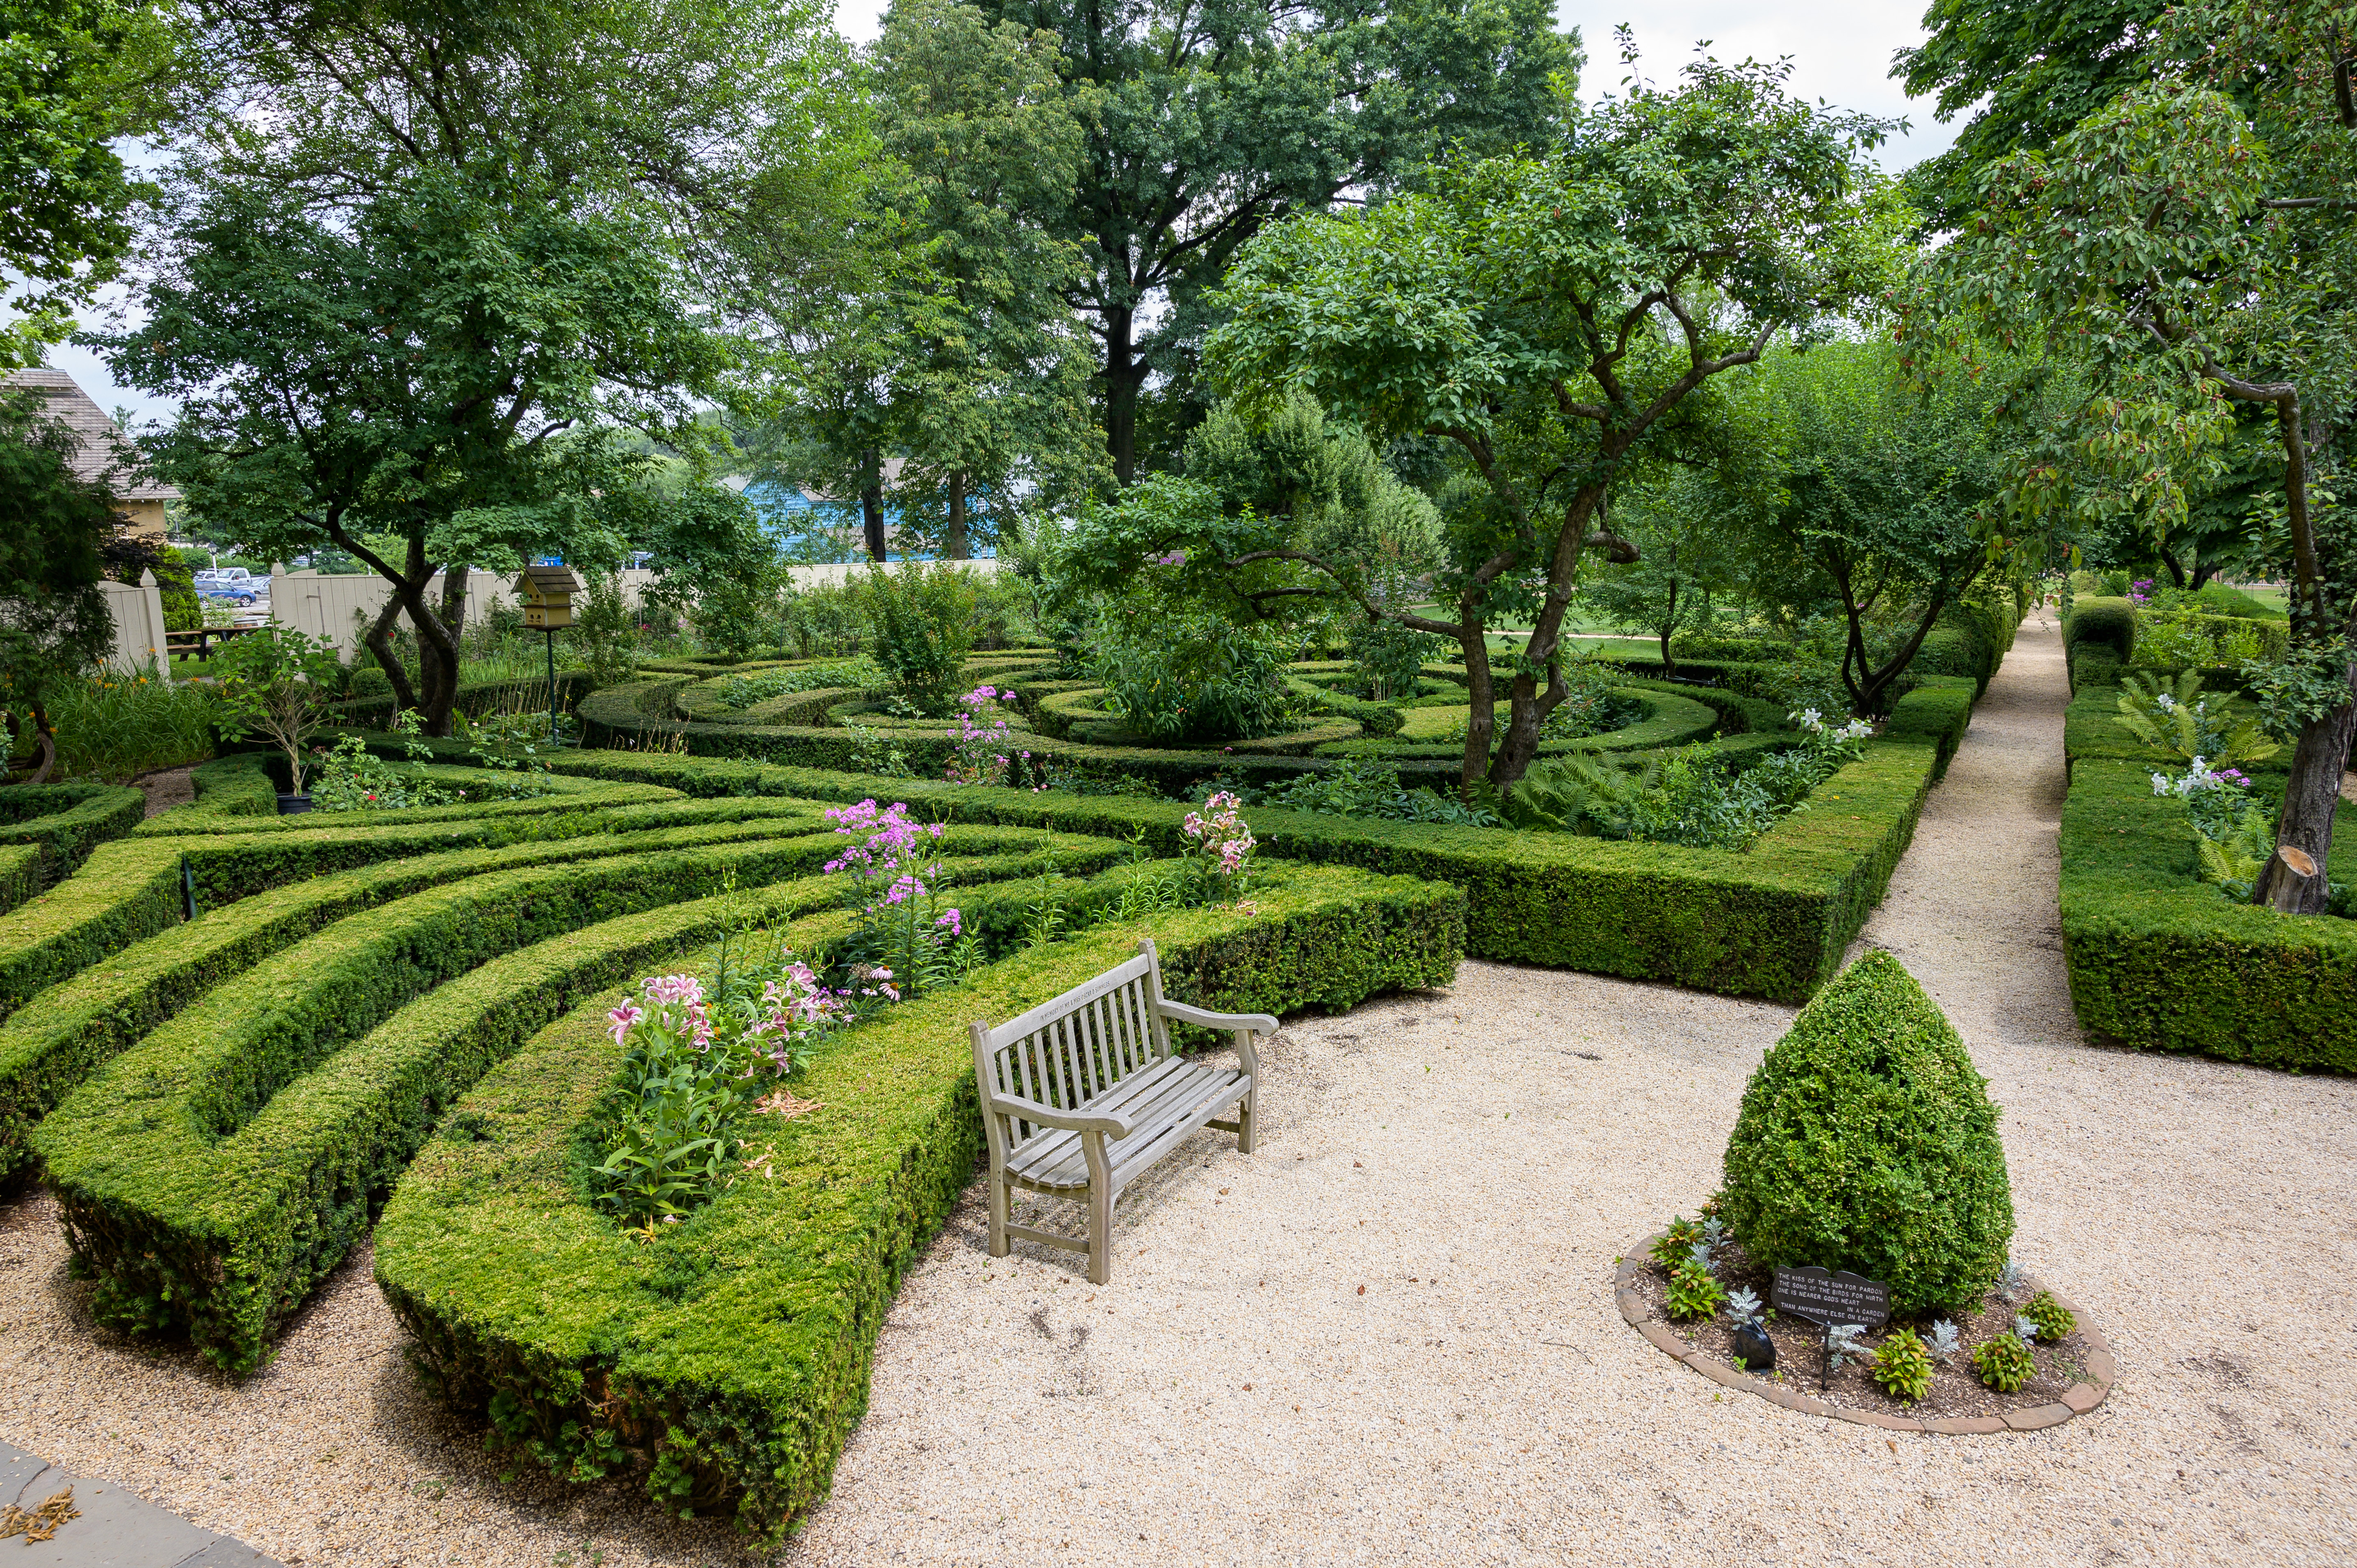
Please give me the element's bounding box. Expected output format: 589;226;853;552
2113;671;2277;768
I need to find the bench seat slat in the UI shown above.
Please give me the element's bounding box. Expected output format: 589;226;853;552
1005;1061;1248;1191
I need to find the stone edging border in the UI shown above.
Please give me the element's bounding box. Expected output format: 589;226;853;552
1613;1234;2115;1434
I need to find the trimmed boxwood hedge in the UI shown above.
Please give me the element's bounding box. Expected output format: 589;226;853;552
1718;949;2013;1313
1314;687;1722;762
0;783;146;887
40;829;1124;1372
0;811;949;1186
2060;757;2357;1070
0;846;38;918
1881;679;1978;779
138;758;678;836
337;669;599;728
373;860;1463;1542
513;737;1942;1002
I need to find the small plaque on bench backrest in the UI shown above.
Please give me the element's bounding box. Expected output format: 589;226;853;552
1772;1265;1891;1329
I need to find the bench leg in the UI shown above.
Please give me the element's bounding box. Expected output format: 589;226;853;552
1238;1083;1256;1155
1087;1180;1114;1285
988;1170;1011;1258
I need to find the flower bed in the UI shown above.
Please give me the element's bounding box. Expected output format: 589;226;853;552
1615;1233;2111;1432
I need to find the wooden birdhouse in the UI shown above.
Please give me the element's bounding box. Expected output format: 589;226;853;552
515;564;581;629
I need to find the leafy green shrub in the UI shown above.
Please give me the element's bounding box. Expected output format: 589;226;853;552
2063;597;2137;665
1717;950;2014;1313
1096;610;1294;742
2133;609;2281;669
708;659;878;711
857;562;978;711
44;663;219;782
1972;1331;2036;1392
1255;757;1498;826
1649;1215;1705;1265
1871;1327;1934;1401
1663;1262;1725;1321
2022;1290;2076;1342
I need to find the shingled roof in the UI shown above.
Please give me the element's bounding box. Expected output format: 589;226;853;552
2;367;178;502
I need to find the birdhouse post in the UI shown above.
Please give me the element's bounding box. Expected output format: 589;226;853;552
512;565;582;741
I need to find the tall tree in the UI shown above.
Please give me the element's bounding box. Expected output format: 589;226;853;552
1894;0;2178;230
1905;2;2357;910
751;0;1104;561
956;0;1578;481
106;0;854;730
1;0;181;367
0;390;123;779
1099;49;1903;794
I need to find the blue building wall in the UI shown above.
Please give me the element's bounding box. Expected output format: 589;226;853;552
741;479;997;563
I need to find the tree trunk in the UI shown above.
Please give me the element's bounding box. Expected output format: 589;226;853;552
946;471;969;560
1658;577;1679;680
2161;551;2188;590
860;448;887;562
1457;620;1497;802
1101;303;1142;485
2254;659;2357;914
2189;560;2215;591
362;594;418;714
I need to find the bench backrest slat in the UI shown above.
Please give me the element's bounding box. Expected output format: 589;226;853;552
974;945;1171;1142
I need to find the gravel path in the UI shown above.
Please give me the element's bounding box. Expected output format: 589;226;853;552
3;618;2352;1565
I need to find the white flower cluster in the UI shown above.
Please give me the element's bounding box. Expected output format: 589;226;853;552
2151;757;2232;798
1790;707;1872;742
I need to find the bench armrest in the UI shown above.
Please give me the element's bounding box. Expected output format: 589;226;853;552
1155;1000;1280;1036
987;1092;1134;1139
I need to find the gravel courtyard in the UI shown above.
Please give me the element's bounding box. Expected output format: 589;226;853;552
2;619;2351;1566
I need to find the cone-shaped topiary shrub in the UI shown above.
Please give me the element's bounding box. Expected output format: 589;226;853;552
1717;950;2013;1313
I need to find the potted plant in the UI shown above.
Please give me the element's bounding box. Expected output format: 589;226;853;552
213;626;342;812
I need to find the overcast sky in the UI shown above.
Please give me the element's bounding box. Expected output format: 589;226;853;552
47;0;1960;428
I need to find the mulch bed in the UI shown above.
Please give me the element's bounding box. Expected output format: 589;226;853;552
1615;1233;2114;1432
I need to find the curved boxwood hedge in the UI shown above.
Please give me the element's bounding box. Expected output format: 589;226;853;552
137;758;678;836
1315;687;1721;761
373;861;1463;1541
40;828;1121;1373
0;846;40;918
0;782;146;887
338;669;599;729
518;736;1942;1003
0;811;911;1185
2060;757;2357;1071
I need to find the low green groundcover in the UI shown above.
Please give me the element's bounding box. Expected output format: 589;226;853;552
374;861;1463;1543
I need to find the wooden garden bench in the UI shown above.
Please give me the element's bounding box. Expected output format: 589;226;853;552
970;938;1277;1284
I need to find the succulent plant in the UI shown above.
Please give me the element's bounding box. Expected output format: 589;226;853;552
1664;1261;1727;1322
1926;1319;1962;1362
1825;1322;1869;1371
1974;1331;2038;1393
2022;1290;2077;1342
1871;1328;1934;1402
1725;1286;1765;1330
1651;1216;1704;1267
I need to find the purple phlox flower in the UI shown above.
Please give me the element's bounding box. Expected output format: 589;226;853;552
1155;549;1187;566
937;908;963;936
884;873;929;905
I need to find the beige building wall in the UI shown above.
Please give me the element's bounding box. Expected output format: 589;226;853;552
270;569;663;659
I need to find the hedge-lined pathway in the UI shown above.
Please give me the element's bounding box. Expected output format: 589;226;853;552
781;617;2357;1568
2;622;2353;1566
